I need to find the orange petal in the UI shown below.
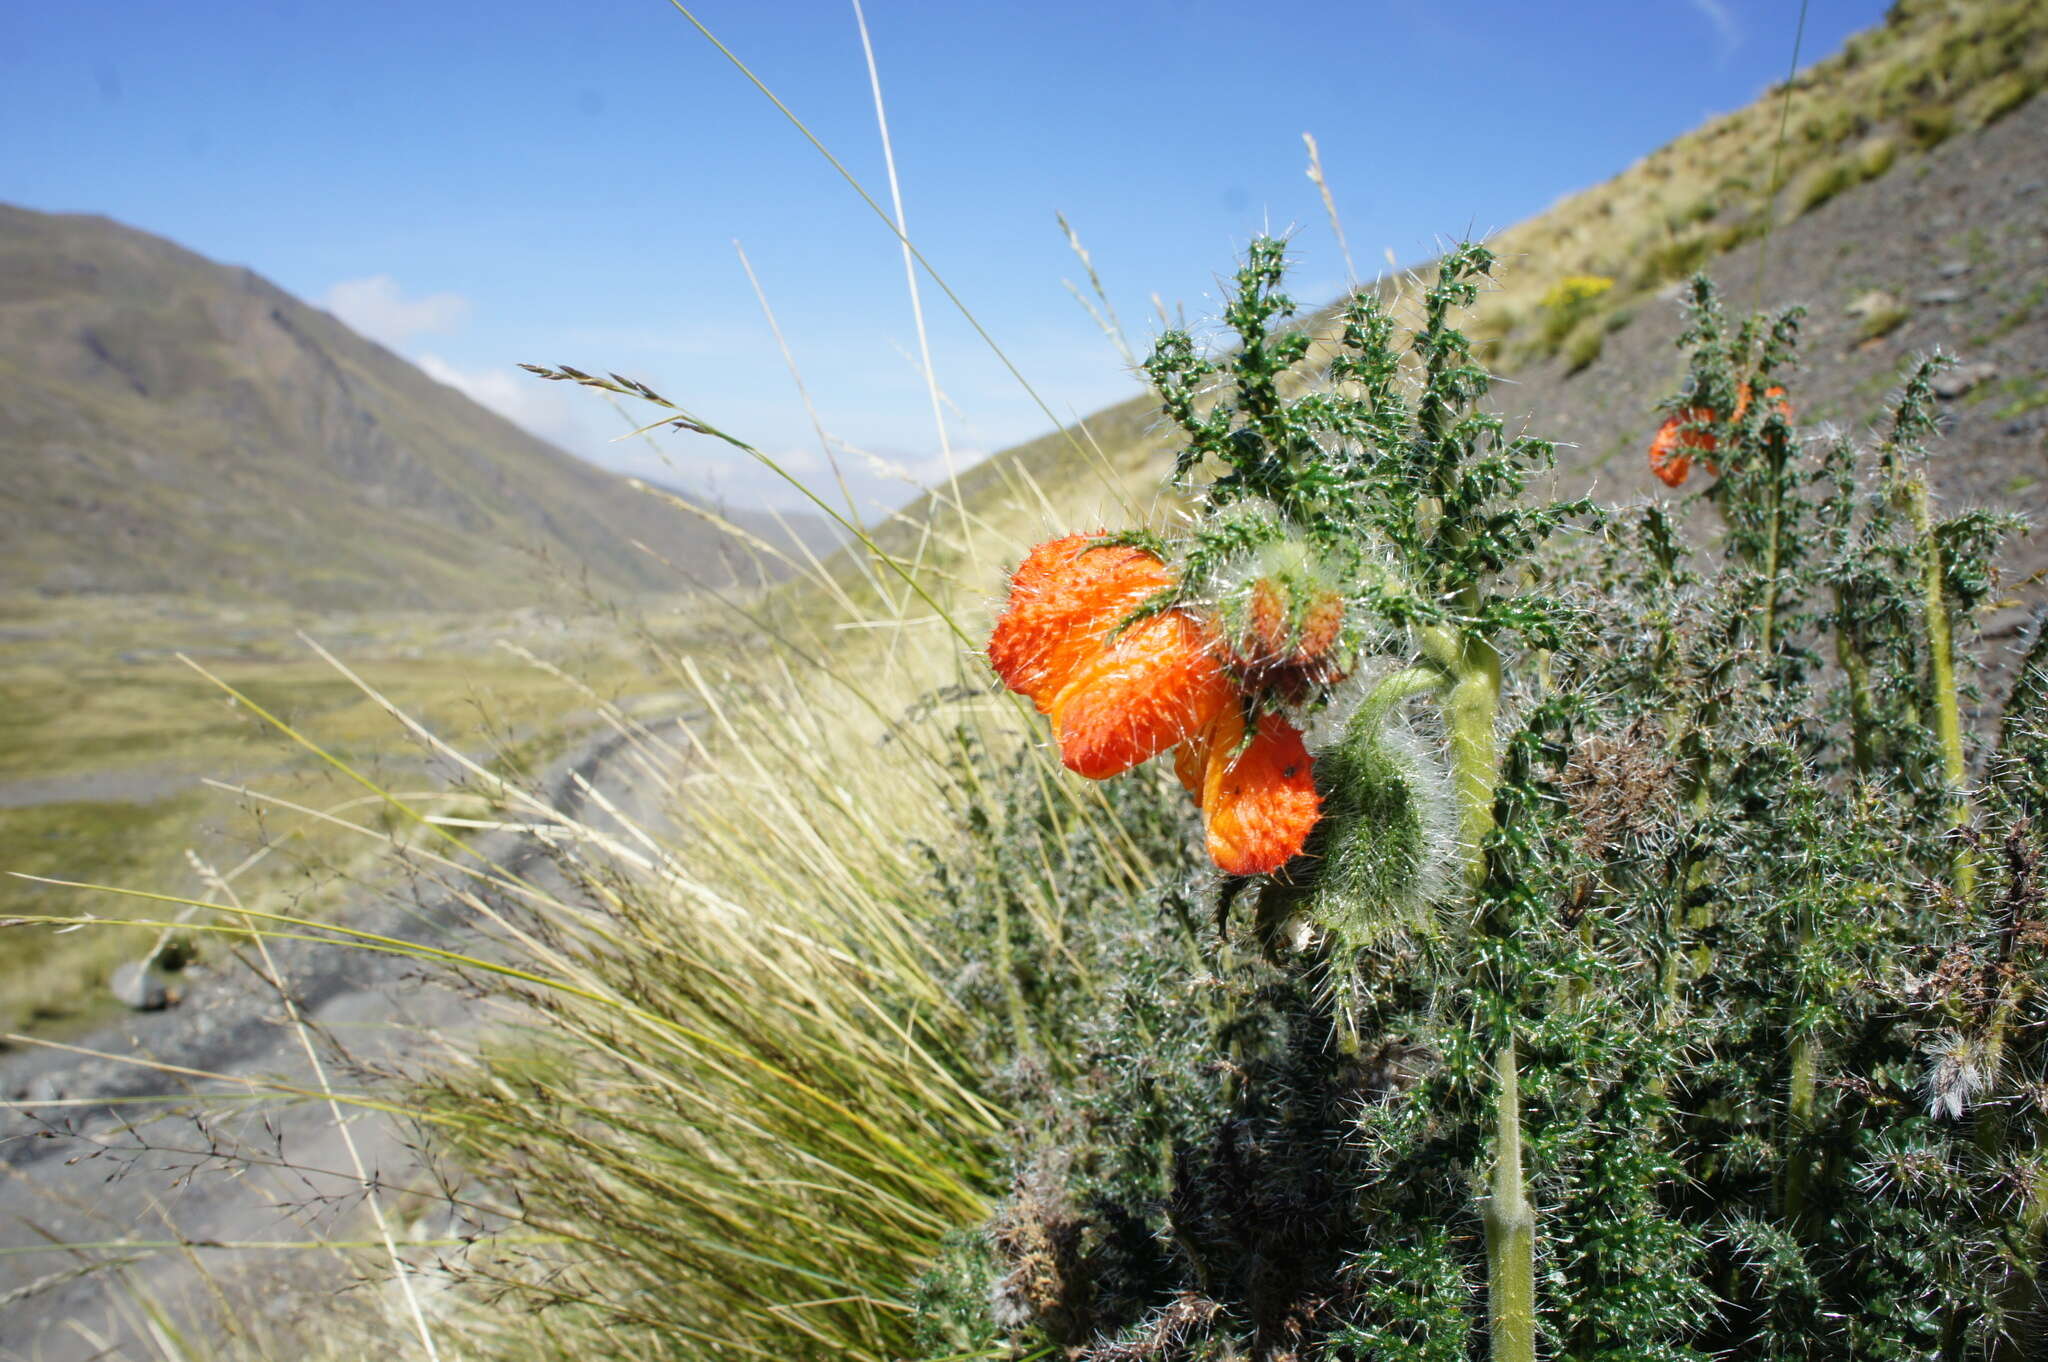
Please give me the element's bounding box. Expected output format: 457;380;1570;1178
1649;418;1693;488
1200;709;1320;876
988;536;1172;711
1731;383;1793;424
1048;611;1233;779
1649;406;1719;488
987;534;1099;699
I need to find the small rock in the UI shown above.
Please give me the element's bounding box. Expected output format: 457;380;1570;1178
1915;288;1965;305
110;960;171;1010
1847;288;1902;318
2018;180;2044;198
1936;260;1972;279
1932;362;1997;400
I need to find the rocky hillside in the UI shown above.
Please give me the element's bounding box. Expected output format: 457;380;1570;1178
935;0;2046;637
1507;91;2045;574
0;204;831;609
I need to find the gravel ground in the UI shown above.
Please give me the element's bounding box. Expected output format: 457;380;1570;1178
0;721;682;1360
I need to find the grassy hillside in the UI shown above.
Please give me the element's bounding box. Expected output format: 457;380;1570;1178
914;0;2048;564
503;15;2048;1346
0;203;833;610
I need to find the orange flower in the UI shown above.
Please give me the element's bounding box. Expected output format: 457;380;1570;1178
1648;384;1792;487
989;535;1229;778
990;536;1321;874
1175;704;1321;876
1649;406;1717;488
987;534;1173;714
1047;610;1236;779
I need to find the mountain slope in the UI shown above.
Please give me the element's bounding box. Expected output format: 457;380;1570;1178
0;204;830;609
930;0;2047;574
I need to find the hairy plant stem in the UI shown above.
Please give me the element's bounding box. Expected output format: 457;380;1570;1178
1758;444;1787;661
1484;1039;1537;1362
1329;662;1460;1054
1655;601;1710;1016
1833;603;1879;775
1781;919;1819;1228
1991;1163;2048;1361
986;860;1037;1061
1781;1038;1818;1213
1657;738;1718;1007
1902;469;1975;900
1439;629;1503;890
1364;663;1456;727
1967;855;2041;1354
1429;616;1527;1356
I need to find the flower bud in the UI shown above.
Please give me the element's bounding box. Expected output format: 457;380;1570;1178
1212;535;1355;705
1257;699;1453;953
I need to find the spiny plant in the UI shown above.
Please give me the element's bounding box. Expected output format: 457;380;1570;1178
926;239;2048;1360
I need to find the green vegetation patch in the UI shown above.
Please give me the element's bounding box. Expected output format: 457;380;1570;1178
0;793;206;1035
0;593;691;1039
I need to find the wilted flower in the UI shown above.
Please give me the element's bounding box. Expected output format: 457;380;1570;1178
1923;1029;1994;1121
1221;568;1350;701
988;534;1320;875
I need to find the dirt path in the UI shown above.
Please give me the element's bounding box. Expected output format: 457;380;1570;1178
0;719;684;1360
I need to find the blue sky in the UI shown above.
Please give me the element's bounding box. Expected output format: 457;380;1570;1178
4;0;1886;515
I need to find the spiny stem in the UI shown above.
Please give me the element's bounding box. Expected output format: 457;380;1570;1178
1439;615;1524;1357
1903;468;1975;899
1994;1162;2048;1360
1781;919;1819;1227
1833;599;1879;775
1758;429;1788;660
1363;662;1454;722
988;881;1037;1062
1485;1038;1537;1362
1446;632;1504;889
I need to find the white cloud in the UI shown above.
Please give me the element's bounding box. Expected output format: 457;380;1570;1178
415;351;585;448
324;275;472;348
1686;0;1742;57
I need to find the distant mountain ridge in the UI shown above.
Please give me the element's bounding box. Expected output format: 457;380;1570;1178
0;203;829;608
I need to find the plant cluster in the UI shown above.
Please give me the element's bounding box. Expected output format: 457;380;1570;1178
922;240;2048;1360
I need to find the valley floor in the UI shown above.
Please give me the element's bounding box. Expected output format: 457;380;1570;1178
0;591;700;1038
